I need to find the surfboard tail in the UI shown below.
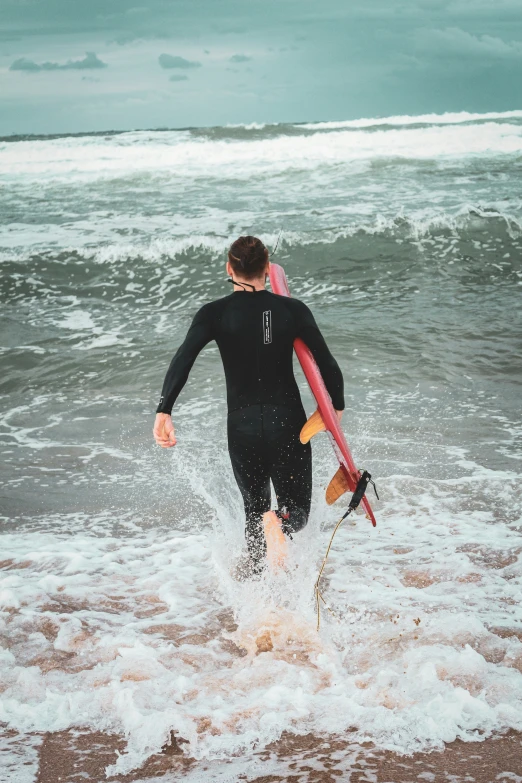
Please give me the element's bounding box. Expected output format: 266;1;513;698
326;467;377;525
300;405;377;525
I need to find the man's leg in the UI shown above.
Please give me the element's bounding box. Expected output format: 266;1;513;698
227;407;271;568
267;406;313;535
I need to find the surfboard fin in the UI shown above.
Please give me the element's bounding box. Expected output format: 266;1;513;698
325;466;351;505
300;409;326;444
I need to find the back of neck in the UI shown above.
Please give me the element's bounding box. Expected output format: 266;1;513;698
230;276;266;292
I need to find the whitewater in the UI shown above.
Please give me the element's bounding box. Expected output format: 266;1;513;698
0;109;521;781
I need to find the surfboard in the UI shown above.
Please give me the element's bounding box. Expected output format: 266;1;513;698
269;262;377;527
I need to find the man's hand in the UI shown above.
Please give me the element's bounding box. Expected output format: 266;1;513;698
335;409;343;423
153;413;177;448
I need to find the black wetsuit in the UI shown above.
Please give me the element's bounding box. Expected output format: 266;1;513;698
156;289;344;561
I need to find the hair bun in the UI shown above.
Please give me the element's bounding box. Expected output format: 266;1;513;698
228;235;268;280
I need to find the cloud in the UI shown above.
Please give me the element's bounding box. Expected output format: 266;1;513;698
9;52;107;72
10;57;40;71
169;74;188;81
229;53;251;63
419;27;522;59
158;53;201;69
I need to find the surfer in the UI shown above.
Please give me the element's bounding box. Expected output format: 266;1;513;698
153;236;344;575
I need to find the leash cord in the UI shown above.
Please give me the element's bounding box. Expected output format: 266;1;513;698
314;508;354;630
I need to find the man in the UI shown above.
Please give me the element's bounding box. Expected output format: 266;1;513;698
153;236;344;575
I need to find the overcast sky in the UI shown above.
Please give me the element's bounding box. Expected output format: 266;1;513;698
1;0;521;135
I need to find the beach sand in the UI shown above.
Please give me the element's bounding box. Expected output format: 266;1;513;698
5;727;515;782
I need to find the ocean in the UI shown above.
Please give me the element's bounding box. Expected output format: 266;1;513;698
1;110;521;781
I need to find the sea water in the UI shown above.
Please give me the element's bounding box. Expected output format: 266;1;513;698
0;110;521;778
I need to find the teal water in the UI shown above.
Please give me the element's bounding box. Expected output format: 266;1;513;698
1;111;521;778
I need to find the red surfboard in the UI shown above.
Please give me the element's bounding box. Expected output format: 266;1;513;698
269;262;376;527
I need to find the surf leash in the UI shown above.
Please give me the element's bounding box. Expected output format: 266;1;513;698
270;227;283;259
315;470;378;630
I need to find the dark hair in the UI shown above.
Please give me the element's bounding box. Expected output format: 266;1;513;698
228;235;268;280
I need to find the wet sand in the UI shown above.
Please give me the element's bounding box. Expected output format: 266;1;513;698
24;728;521;782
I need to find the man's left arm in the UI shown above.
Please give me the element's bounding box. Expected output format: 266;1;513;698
295;301;345;415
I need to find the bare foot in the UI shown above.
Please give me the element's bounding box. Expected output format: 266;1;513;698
262;511;287;571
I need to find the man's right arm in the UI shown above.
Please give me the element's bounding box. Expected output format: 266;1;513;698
155;303;215;415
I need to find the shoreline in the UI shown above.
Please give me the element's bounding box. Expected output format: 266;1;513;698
2;728;513;782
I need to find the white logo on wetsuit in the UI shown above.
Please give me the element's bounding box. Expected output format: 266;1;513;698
263;311;272;344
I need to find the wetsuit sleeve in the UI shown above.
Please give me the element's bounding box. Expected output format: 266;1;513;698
156;304;214;414
294;300;345;411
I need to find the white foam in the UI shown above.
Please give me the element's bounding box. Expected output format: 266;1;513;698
77;331;125;350
0;732;42;783
225;122;267;130
1;119;521;183
1;111;521;264
1;205;520;265
0;454;521;776
299;109;522;130
54;310;95;330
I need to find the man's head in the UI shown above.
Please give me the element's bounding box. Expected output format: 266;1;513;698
227;236;269;281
